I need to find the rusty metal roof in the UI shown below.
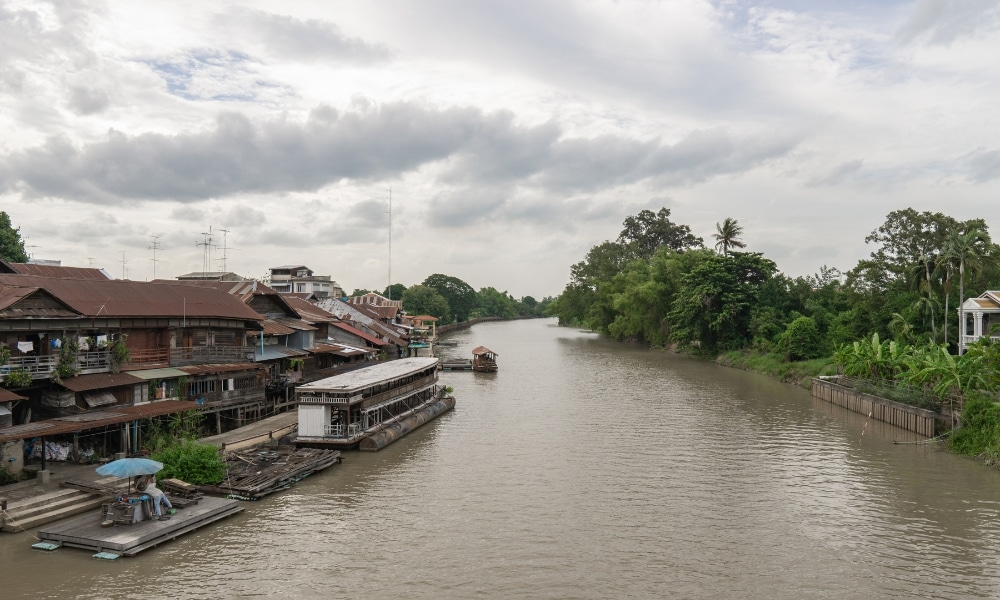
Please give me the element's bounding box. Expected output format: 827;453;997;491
0;285;80;318
0;388;27;402
0;274;264;322
58;372;146;392
273;316;317;331
280;295;339;323
472;346;497;356
261;319;296;335
0;400;198;443
5;262;112;280
330;321;388;347
178;362;263;376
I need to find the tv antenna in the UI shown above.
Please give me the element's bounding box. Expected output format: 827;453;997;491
218;229;240;274
196;226;216;275
85;257;95;267
120;251;128;280
148;234;161;279
26;244;39;259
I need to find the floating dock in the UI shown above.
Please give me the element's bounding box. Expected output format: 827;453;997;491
36;496;243;557
199;447;341;500
438;359;473;371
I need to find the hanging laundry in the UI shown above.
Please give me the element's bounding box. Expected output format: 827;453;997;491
17;341;34;353
51;338;62;349
78;337;90;351
96;334;108;347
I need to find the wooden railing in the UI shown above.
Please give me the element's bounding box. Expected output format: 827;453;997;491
170;346;256;366
127;348;171;368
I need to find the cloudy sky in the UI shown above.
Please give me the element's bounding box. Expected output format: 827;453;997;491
2;1;999;298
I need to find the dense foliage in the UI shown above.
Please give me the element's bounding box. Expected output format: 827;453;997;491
390;277;551;324
548;207;1000;460
0;211;28;263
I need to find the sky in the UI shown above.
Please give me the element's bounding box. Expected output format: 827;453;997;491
1;0;999;299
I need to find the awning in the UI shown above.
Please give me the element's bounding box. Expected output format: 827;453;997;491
84;391;118;407
59;372;145;392
128;367;189;380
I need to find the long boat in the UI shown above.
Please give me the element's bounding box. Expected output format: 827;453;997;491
294;357;454;451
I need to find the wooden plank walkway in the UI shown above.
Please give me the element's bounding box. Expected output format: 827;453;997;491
199;447;341;500
37;496;243;557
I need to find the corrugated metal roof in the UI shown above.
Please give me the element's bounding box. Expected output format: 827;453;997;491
59;372;145;392
280;295;338;323
262;319;296;335
310;342;367;357
330;322;388;347
254;347;309;361
7;263;112;280
273;316;317;331
0;274;264;322
128;367;189;380
0;400;198;443
179;363;264;375
472;346;498;356
0;286;80;317
0;388;27;402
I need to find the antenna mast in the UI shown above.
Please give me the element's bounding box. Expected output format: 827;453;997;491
197;226;214;275
120;251;128;280
387;187;392;299
149;235;161;279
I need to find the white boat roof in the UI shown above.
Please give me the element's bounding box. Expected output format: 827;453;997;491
298;357;439;393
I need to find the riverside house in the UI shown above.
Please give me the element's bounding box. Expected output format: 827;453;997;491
959;291;1000;353
0;263;266;470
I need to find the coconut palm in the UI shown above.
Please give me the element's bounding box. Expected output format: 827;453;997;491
942;228;993;353
713;218;746;255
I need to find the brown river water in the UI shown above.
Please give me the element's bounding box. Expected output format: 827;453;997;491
4;318;1000;599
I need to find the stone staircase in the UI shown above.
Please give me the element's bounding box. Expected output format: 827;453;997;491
1;477;125;533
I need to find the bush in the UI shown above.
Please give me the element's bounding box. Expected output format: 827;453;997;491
950;393;1000;462
152;440;227;485
782;316;824;361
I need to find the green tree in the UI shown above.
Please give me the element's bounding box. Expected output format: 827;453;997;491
382;283;407;301
617;208;703;260
401;285;451;322
782;316;824;360
668;251;777;353
422;274;478;322
476;287;517;319
712;217;746;256
0;211;28;263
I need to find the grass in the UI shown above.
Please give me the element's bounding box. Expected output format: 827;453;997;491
715;350;838;388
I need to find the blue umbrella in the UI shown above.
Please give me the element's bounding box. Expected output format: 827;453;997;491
96;457;163;478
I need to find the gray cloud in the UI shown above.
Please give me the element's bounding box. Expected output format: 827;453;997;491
68;84;111;115
805;159;864;187
214;7;393;64
2;102;797;205
963;147;1000;182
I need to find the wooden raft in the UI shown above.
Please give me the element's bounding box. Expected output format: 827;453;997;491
199;447;342;500
36;496;244;557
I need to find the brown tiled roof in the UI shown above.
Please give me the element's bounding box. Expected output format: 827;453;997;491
0;400;198;443
0;274;264;322
58;372;145;392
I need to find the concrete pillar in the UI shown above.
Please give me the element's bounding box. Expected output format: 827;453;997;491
974;311;984;340
37;470;50;483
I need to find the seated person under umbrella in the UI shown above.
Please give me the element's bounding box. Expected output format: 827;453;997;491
137;474;173;518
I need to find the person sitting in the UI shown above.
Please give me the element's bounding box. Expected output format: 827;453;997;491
141;475;173;518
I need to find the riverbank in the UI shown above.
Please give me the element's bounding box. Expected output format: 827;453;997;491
714;349;838;389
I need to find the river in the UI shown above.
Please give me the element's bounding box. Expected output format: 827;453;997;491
4;318;1000;599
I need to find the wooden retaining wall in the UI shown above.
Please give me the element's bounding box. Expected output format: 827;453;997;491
811;377;939;437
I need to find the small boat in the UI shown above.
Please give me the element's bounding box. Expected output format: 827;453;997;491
471;346;498;372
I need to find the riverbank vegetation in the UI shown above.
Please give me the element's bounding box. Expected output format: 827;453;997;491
354;275;553;325
548;207;1000;460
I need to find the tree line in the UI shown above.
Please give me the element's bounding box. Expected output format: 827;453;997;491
549;207;1000;360
355;274;551;324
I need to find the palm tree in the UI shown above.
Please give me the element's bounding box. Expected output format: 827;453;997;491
713;218;746;255
942;228;993;353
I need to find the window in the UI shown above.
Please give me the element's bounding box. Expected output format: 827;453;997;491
188;379;216;396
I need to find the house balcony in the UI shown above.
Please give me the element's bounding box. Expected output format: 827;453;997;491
169;345;256;366
960;335;1000;348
